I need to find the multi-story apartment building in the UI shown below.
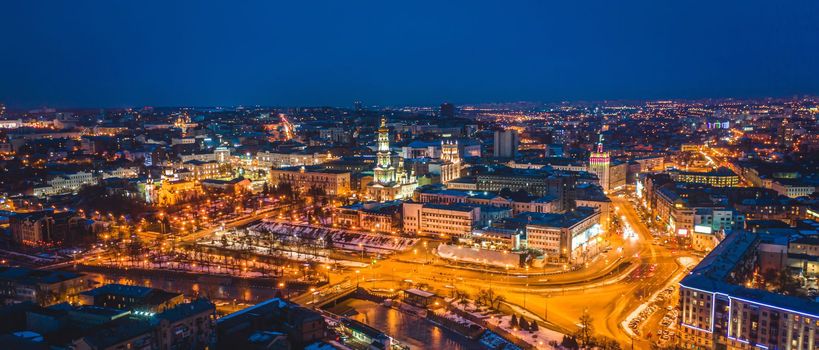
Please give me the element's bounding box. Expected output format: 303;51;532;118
575;183;612;230
507;157;588;172
653;183;744;242
0;267;86;305
179;147;231;164
417;189;558;215
669;167;740;187
78;283;185;313
787;236;819;277
691;207;746;252
770;179;816;199
679;231;819;350
493;130;519;158
474;167;577;212
0;292;215;349
509;207;601;263
402;202;481;238
101;166;140;179
216;297;327;349
633;156;665;172
33;171;98;196
9;209;87;245
182;160;223;180
255;149;333;169
268;165;351;196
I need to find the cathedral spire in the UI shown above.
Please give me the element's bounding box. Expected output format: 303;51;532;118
379;116;388;132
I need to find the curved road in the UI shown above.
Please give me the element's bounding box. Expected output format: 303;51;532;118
317;194;686;349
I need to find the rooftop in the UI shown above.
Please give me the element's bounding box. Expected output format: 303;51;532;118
80;284;153;299
511;206;598;228
0;267;83;285
681;231;819;317
422;203;479;213
404;288;435;298
156;298;214;323
275;165;349;174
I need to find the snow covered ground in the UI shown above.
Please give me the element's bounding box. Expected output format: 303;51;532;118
94;259;269;278
250;221;418;253
485;314;564;349
447;298;565;349
436;244;523;268
197;239;368;268
434;308;481;329
621;257;690;338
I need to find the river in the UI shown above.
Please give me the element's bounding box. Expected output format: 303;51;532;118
326;298;483;350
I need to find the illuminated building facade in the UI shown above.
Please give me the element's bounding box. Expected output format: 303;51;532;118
402;202;480;238
440;139;462;184
669;167;740;188
516;207;601;263
367;117;417;201
334;201;402;234
588;134;612;193
679;231;819;350
268;166;351;196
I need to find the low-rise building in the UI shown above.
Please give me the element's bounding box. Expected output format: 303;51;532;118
268;166;351;196
78;284;184;313
33;171;97;196
179;147;231;164
200;177;251;194
9;210;87;245
0;293;214;350
217;297;327;349
402;202;481;238
770;178;816;198
787;236;819;277
333;201;401;234
471;227;523;250
0;267;86;305
575;184;612;230
255;149;333;169
182;160;223;180
513;207;601;263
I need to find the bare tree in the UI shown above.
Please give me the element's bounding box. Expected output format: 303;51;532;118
576;310;594;347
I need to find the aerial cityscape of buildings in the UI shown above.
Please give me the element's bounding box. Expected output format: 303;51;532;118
0;97;816;350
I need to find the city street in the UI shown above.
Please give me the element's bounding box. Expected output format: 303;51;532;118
62;189;695;349
313;194;692;349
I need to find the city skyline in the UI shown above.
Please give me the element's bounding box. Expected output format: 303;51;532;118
1;3;818;350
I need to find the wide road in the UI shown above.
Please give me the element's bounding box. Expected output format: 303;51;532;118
320;194;687;349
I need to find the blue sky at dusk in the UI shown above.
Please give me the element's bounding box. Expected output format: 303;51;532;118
1;1;818;108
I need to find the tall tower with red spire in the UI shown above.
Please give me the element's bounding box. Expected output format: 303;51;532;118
589;134;611;192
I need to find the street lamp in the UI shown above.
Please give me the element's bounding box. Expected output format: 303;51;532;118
524;266;529;309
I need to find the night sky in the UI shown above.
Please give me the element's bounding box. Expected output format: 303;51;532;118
1;1;818;108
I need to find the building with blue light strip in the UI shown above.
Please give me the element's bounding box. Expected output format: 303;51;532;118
679;231;819;350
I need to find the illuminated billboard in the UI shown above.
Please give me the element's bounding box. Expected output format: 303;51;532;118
694;225;712;234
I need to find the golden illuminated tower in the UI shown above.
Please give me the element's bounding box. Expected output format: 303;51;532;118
367;117;418;201
373;117;397;185
441;139;461;183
